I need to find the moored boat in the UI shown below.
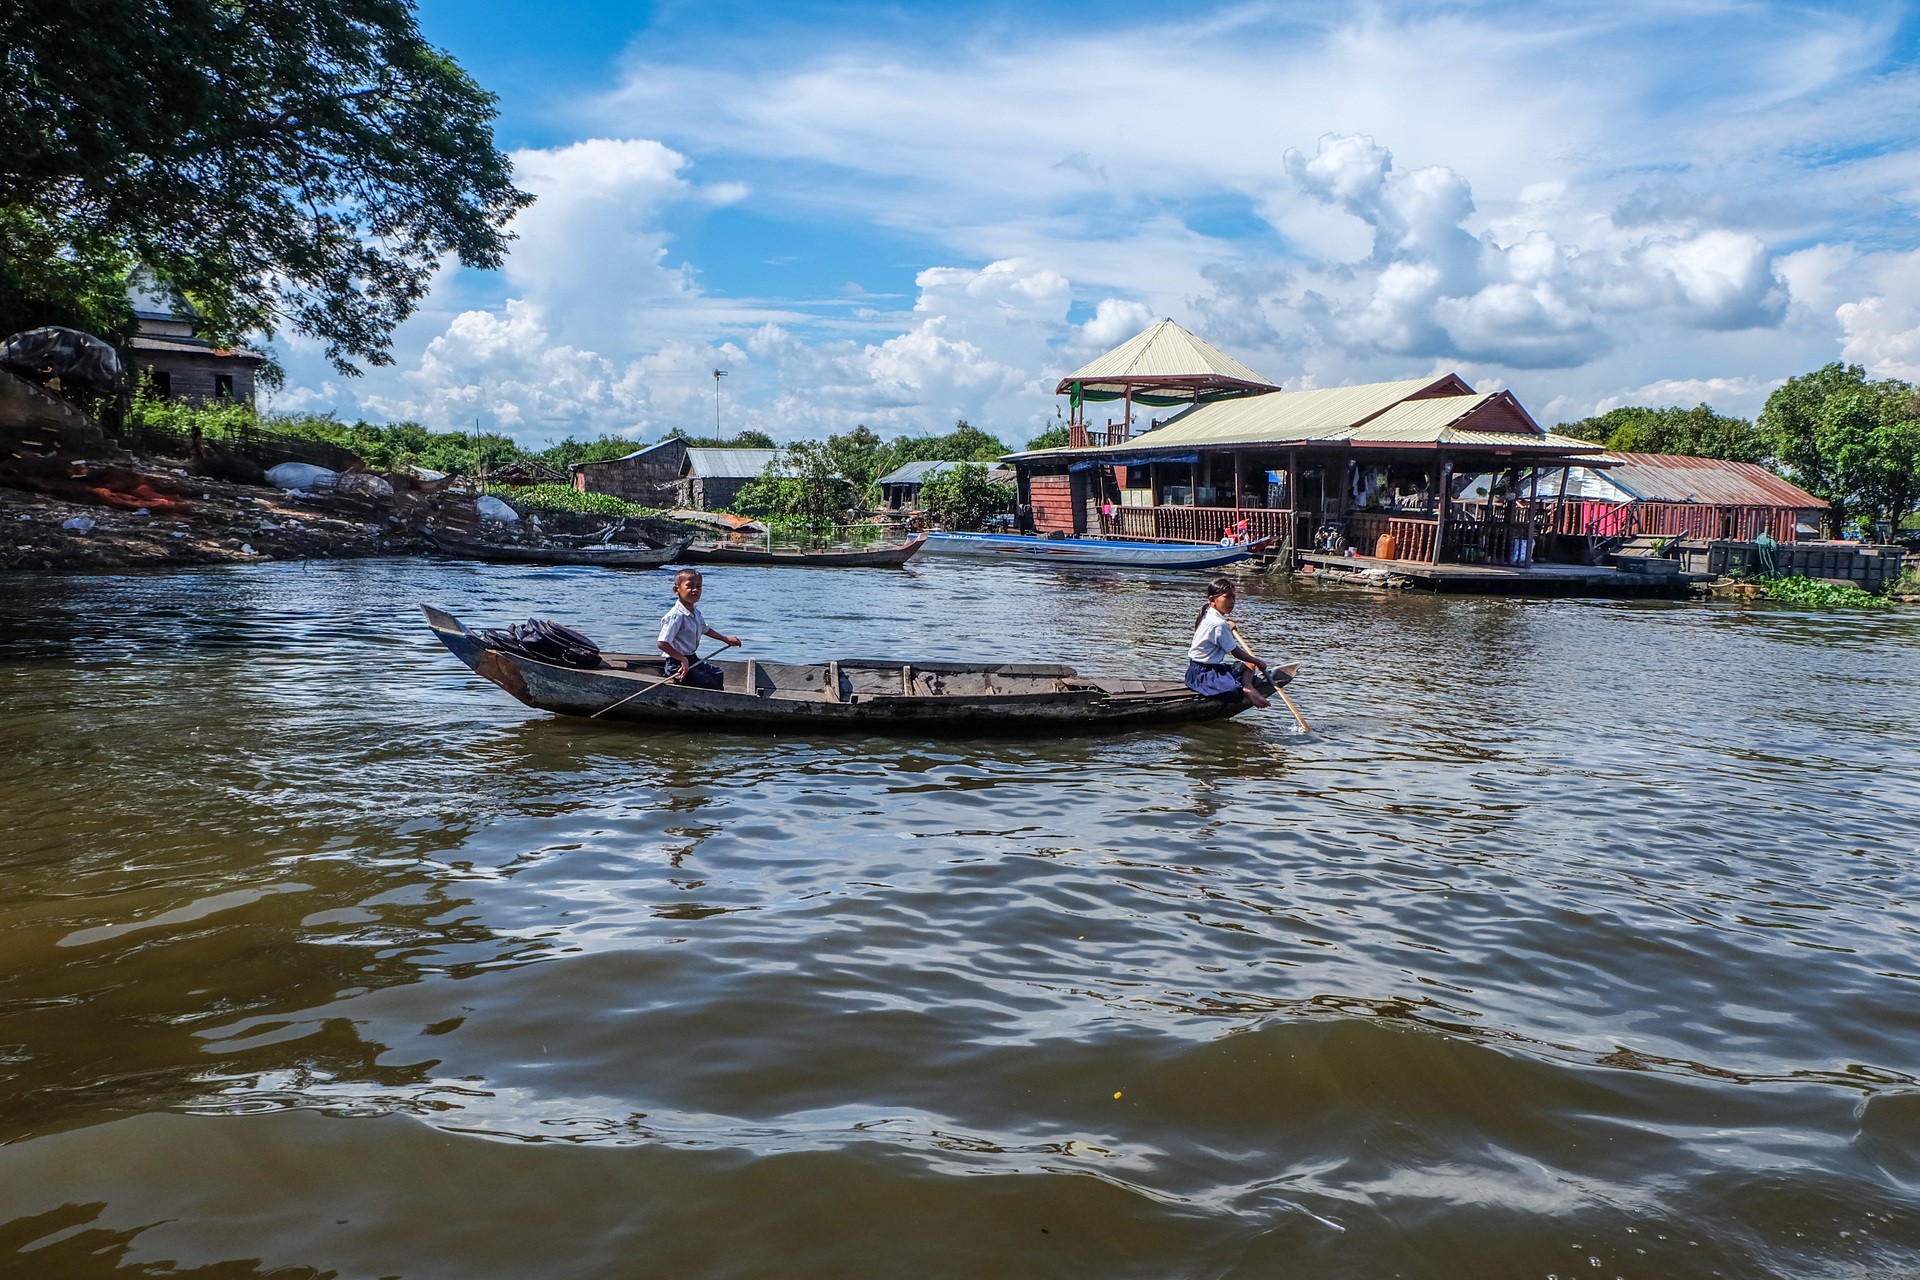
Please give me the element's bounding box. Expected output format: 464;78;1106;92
675;537;926;568
423;605;1294;733
425;532;691;568
922;532;1273;569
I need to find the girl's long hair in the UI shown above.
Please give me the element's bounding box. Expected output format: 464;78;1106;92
1194;575;1236;629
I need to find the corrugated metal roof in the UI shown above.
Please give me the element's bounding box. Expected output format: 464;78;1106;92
878;460;966;485
1105;376;1465;448
1596;452;1827;508
1059;319;1276;391
685;447;779;479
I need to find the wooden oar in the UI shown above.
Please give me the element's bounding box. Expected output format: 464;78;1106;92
1231;619;1310;733
590;640;737;719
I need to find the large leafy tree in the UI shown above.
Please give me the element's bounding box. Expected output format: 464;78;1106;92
1559;404;1769;464
1760;363;1920;532
0;0;531;372
919;463;1009;531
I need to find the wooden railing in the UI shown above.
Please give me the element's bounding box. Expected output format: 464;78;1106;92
1069;424;1133;448
1106;505;1292;543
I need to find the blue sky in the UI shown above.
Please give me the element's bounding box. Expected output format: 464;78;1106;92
269;0;1920;446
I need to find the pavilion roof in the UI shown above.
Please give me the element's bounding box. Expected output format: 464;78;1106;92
1055;319;1279;404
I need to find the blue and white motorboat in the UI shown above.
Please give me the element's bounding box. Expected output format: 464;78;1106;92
923;532;1274;569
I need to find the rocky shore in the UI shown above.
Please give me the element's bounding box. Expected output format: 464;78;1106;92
0;452;423;571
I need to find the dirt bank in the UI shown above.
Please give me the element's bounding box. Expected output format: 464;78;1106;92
0;452;427;571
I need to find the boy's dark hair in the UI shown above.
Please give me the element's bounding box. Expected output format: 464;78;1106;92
673;567;703;589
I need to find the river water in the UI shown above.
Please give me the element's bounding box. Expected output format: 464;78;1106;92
0;558;1916;1279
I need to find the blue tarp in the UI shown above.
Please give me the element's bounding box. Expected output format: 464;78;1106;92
1068;452;1199;471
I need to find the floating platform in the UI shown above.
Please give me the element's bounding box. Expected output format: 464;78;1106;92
1297;552;1708;596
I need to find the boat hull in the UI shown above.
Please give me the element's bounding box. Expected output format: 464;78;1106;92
423;606;1279;734
922;532;1266;569
675;537;925;568
426;533;691;568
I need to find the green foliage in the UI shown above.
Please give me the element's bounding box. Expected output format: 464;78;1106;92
537;436;647;469
0;0;530;371
665;428;776;449
1759;574;1893;609
919;463;1008;531
1026;424;1071;451
489;484;654;519
1893;564;1920;596
1760;364;1920;531
1558;404;1768;464
730;440;856;526
813;419;1015;504
260;414;521;474
825;425;887;496
125;379;258;442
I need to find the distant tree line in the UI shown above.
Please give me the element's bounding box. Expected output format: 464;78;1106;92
731;421;1013;526
1559;364;1920;532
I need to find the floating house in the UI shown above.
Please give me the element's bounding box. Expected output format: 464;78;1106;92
1541;452;1828;543
573;441;778;511
1010;323;1604;567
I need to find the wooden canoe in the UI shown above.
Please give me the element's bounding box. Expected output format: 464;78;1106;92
423;605;1294;733
425;532;692;568
675;537;926;568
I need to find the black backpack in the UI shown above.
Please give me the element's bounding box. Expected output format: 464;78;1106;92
476;617;602;668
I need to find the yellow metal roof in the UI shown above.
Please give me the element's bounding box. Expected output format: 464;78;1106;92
1115;376;1458;447
1059;319;1276;391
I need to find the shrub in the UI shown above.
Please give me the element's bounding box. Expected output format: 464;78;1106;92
920;462;1008;531
1760;574;1893;609
489;484;654;519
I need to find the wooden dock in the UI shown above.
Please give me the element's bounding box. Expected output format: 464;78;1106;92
1296;552;1707;595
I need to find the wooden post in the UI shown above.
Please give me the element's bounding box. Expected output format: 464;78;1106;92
1287;449;1301;552
1524;465;1542;565
1123;387;1133;441
1232;451;1243;510
1433;455;1452;564
1501;465;1519;564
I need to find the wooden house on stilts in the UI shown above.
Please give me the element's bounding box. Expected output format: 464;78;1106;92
1012;321;1607;569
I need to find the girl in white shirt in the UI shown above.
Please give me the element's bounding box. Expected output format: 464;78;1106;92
1184;576;1270;709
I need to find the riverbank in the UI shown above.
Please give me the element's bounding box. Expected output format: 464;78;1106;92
0;451;422;571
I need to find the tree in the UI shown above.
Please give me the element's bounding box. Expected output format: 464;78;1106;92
730;440;854;525
920;463;1010;531
1026;424;1070;451
665;428;776;448
539;435;647;469
1558;404;1768;463
825;425;885;499
1760;364;1920;533
0;0;531;372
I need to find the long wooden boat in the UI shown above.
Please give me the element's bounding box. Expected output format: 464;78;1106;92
423;605;1294;733
675;537;926;568
922;532;1274;569
425;532;692;568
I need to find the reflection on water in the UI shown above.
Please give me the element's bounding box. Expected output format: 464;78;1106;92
2;560;1919;1277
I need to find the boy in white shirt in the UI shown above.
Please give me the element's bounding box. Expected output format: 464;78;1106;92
658;568;741;688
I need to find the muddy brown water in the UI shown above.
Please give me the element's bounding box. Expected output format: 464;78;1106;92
1;559;1917;1279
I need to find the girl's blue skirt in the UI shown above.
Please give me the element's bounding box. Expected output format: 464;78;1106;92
1184;660;1244;698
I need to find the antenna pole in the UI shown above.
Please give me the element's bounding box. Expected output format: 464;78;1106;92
712;369;729;437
